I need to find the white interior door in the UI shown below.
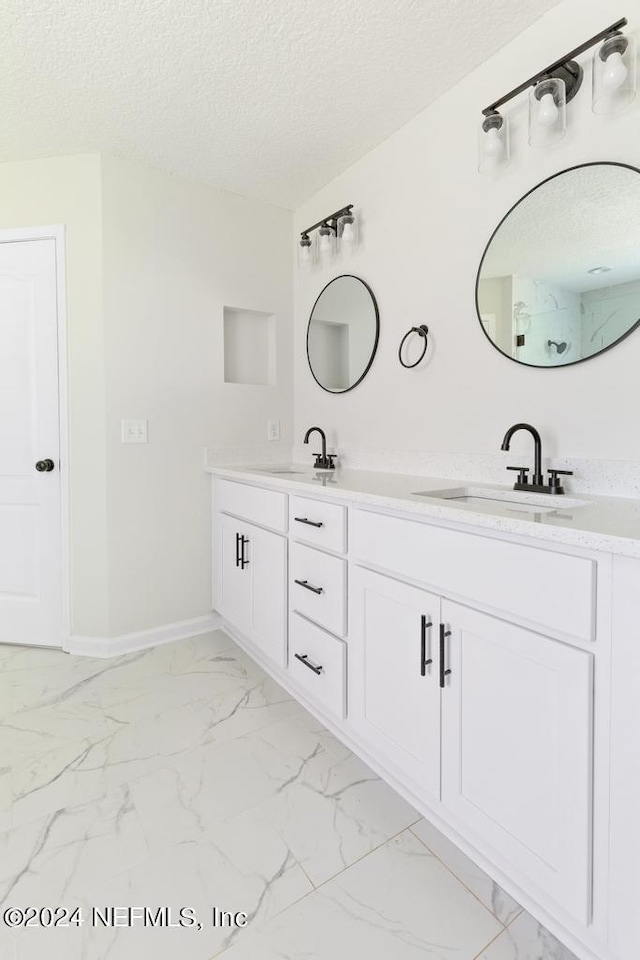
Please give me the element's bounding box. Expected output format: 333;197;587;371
0;238;62;646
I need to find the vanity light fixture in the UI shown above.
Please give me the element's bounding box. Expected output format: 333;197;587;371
298;232;314;267
478;112;509;174
528;77;567;148
337;209;357;252
593;29;636;114
297;205;356;268
318;222;336;263
480;17;632;171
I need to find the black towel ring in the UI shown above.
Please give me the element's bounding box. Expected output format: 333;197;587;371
398;325;429;368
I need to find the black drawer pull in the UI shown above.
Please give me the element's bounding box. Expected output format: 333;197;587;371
235;532;241;568
439;623;452;688
240;535;249;569
294;517;324;528
421;615;433;677
294;579;324;595
294;653;324;675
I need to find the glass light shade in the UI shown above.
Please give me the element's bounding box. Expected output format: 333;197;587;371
297;233;315;268
593;33;636;115
529;77;566;148
337;211;358;253
318;223;336;262
478;113;509;175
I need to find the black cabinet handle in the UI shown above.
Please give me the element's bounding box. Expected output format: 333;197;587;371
439;623;452;688
235;532;241;568
35;459;55;472
421;615;433;677
240;535;249;569
294;579;323;595
294;653;323;675
294;517;324;528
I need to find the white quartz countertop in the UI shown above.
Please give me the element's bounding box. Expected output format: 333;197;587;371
207;463;640;558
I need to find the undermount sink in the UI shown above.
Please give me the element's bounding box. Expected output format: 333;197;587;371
249;465;337;476
260;467;307;475
413;485;590;515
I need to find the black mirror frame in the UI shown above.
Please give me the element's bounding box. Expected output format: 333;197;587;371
306;274;380;393
475;161;640;369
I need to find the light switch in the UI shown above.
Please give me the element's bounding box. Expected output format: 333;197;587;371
121;419;148;444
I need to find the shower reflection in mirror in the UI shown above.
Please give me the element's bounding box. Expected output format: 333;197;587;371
476;162;640;368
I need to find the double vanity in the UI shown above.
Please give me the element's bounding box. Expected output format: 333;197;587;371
209;454;640;960
206;158;640;960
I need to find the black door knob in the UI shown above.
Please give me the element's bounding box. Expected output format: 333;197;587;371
35;459;55;473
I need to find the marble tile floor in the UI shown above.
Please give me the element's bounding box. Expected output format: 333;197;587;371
0;630;580;960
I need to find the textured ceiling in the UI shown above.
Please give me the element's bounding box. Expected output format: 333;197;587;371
482;165;640;292
3;0;559;208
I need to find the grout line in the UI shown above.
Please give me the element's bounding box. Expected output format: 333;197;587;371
212;821;518;960
408;823;512;929
309;822;422;895
470;924;509;960
505;907;524;928
209;826;424;958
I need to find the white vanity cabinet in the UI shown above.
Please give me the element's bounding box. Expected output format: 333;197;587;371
288;612;347;719
441;601;593;924
214;481;288;667
350;565;594;924
289;541;347;637
212;472;627;960
349;567;441;803
287;496;348;717
289;494;347;553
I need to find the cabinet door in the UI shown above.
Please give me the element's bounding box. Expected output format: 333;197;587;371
215;516;287;667
216;514;251;634
440;600;593;924
247;523;287;667
350;566;441;803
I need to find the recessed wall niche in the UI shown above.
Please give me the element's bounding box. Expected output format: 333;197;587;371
223;306;276;385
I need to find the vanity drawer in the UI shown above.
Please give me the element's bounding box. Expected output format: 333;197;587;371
216;478;287;533
289;495;347;554
290;542;347;637
352;509;595;641
288;613;346;719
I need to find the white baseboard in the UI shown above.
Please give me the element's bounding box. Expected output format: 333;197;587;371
65;613;222;658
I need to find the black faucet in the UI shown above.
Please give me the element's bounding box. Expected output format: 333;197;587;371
500;423;572;494
303;427;336;470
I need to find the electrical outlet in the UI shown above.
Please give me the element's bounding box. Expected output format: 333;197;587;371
121;419;148;444
267;420;280;441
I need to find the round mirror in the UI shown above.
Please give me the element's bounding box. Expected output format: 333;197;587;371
307;275;379;393
476;162;640;368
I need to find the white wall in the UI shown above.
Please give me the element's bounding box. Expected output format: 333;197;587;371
0;153;292;640
293;0;640;474
0;155;109;637
101;156;293;635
